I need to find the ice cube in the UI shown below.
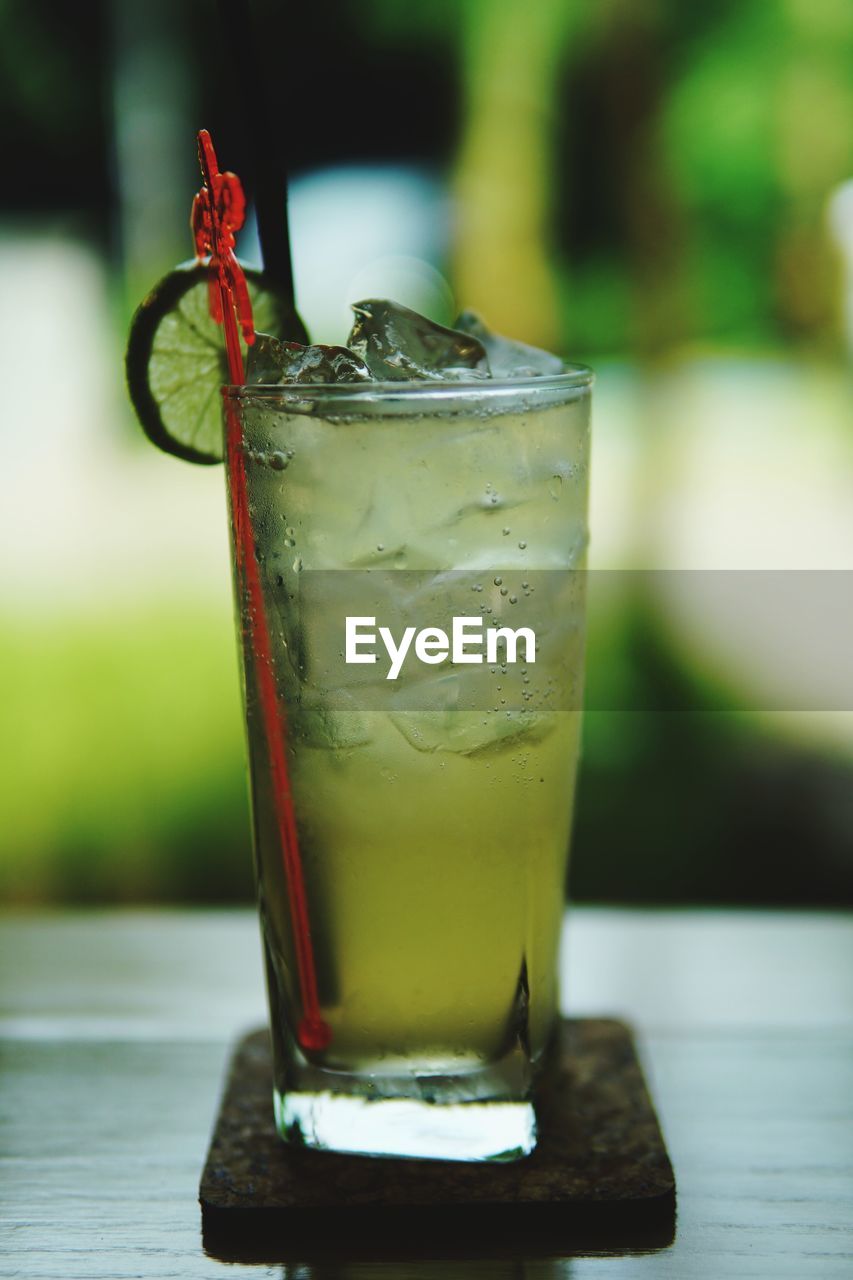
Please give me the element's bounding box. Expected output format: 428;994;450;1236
290;698;372;751
246;333;372;385
348;299;488;381
454;310;564;378
389;708;557;756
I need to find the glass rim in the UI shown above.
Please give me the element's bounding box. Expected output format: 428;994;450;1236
222;365;594;404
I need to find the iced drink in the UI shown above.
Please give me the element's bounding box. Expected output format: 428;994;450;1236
123;135;592;1162
226;304;592;1160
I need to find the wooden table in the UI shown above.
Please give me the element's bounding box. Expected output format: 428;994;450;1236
2;909;852;1277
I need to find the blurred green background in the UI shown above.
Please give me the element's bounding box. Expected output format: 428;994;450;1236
1;0;852;905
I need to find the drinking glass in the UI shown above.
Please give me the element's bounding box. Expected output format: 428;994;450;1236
223;369;592;1161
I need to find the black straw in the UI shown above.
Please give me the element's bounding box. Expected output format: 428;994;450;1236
217;0;296;306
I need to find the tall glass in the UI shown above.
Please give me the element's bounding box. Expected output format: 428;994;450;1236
223;371;592;1161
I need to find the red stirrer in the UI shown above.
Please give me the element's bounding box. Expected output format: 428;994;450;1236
193;128;331;1053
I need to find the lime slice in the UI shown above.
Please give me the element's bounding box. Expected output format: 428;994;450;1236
125;260;307;464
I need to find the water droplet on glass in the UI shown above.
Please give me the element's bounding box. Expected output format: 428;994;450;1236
518;541;527;550
494;576;502;586
269;451;288;471
502;527;510;536
509;595;518;604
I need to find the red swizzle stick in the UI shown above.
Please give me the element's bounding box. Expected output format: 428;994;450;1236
192;129;331;1053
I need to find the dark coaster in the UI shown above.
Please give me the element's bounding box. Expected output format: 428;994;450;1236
201;1018;675;1263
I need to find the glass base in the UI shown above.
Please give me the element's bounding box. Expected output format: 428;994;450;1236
263;936;542;1161
274;1086;536;1162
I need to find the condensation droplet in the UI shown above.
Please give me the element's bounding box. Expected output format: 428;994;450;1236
269;451;288;471
549;474;563;500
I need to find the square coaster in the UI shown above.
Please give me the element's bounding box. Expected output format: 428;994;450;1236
201;1018;675;1262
